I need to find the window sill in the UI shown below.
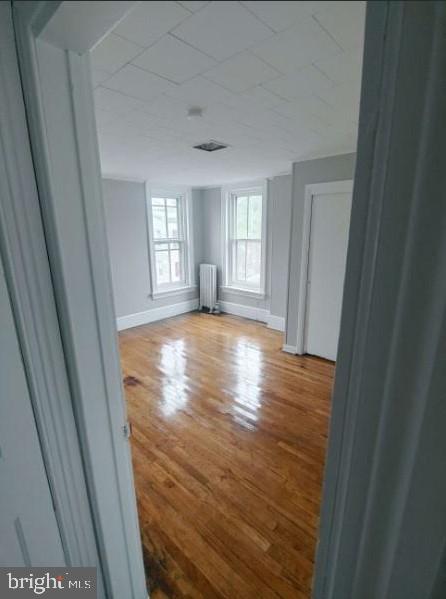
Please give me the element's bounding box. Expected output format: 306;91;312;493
151;285;197;299
220;285;266;299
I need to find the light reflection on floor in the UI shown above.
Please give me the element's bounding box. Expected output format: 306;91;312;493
232;337;262;428
159;338;188;417
157;335;264;427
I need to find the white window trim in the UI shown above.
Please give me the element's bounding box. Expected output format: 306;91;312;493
145;183;195;298
221;180;268;298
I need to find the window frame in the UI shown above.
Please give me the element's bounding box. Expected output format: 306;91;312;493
222;181;268;297
146;186;195;298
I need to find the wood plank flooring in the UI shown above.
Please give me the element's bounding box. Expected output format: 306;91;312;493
119;312;334;598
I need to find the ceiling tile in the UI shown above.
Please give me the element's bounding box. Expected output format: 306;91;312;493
172;1;273;61
313;1;366;51
241;1;309;33
91;33;142;73
165;75;239;109
94;109;117;129
240;85;286;109
203;52;280;93
315;48;363;85
177;1;209;12
94;1;363;185
132;35;216;84
263;65;333;101
252;18;342;72
103;65;177;102
94;86;145;114
272;96;335;129
317;80;362;120
91;67;112;87
114;1;190;47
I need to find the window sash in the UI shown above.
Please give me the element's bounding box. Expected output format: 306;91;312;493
228;190;264;291
151;197;182;242
149;194;189;291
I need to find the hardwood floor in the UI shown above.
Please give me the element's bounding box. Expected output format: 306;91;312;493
119;312;334;598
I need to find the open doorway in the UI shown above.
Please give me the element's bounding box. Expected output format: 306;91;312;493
92;2;365;596
7;2;446;598
9;0;365;596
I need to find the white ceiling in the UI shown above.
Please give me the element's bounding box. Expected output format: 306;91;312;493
92;1;365;187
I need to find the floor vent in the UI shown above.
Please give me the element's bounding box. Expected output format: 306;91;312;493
193;140;228;152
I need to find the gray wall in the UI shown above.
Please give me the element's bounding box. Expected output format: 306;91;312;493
199;174;292;318
269;174;292;319
285;153;356;347
103;178;199;319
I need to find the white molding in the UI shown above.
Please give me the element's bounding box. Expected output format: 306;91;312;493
295;179;353;354
2;0;102;578
282;344;298;354
267;314;286;332
151;285;198;299
13;4;147;597
219;301;269;323
220;285;266;299
117;299;199;331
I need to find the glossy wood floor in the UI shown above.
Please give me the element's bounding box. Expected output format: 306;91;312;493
119;312;334;598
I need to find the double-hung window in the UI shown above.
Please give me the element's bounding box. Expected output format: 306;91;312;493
224;184;266;295
147;191;193;295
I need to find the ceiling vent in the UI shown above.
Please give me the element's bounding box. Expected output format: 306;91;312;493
193;140;228;152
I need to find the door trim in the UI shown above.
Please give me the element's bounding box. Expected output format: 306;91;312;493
0;0;102;581
12;2;146;598
296;180;353;355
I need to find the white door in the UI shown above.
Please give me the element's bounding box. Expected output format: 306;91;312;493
304;185;353;361
0;256;65;566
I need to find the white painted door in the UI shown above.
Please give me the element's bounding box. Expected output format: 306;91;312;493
0;257;65;566
304;188;352;361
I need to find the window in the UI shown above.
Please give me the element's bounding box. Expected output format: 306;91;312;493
147;190;194;295
223;184;267;295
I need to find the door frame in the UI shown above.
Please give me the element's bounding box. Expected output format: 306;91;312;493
0;0;104;584
10;2;146;598
295;180;353;355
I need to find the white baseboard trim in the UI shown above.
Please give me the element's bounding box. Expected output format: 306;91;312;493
219;300;269;323
267;314;286;332
117;299;199;331
282;344;298;354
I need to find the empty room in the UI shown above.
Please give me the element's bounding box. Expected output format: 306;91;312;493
91;1;364;596
3;1;446;598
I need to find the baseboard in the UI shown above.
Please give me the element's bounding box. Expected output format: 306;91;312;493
117;299;199;331
267;314;286;332
219;300;269;323
282;344;298;354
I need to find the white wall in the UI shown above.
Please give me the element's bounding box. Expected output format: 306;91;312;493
103;178;200;327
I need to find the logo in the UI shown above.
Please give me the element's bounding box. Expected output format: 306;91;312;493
0;568;96;597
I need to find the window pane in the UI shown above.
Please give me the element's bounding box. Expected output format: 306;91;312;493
152;197;164;206
236;240;246;281
155;249;170;285
170;249;181;282
166;198;177;207
152;206;167;238
248;195;262;239
167;206;179;238
236;196;248;239
246;240;261;286
169;242;179;250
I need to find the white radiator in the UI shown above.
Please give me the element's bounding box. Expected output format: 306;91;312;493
199;264;218;312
